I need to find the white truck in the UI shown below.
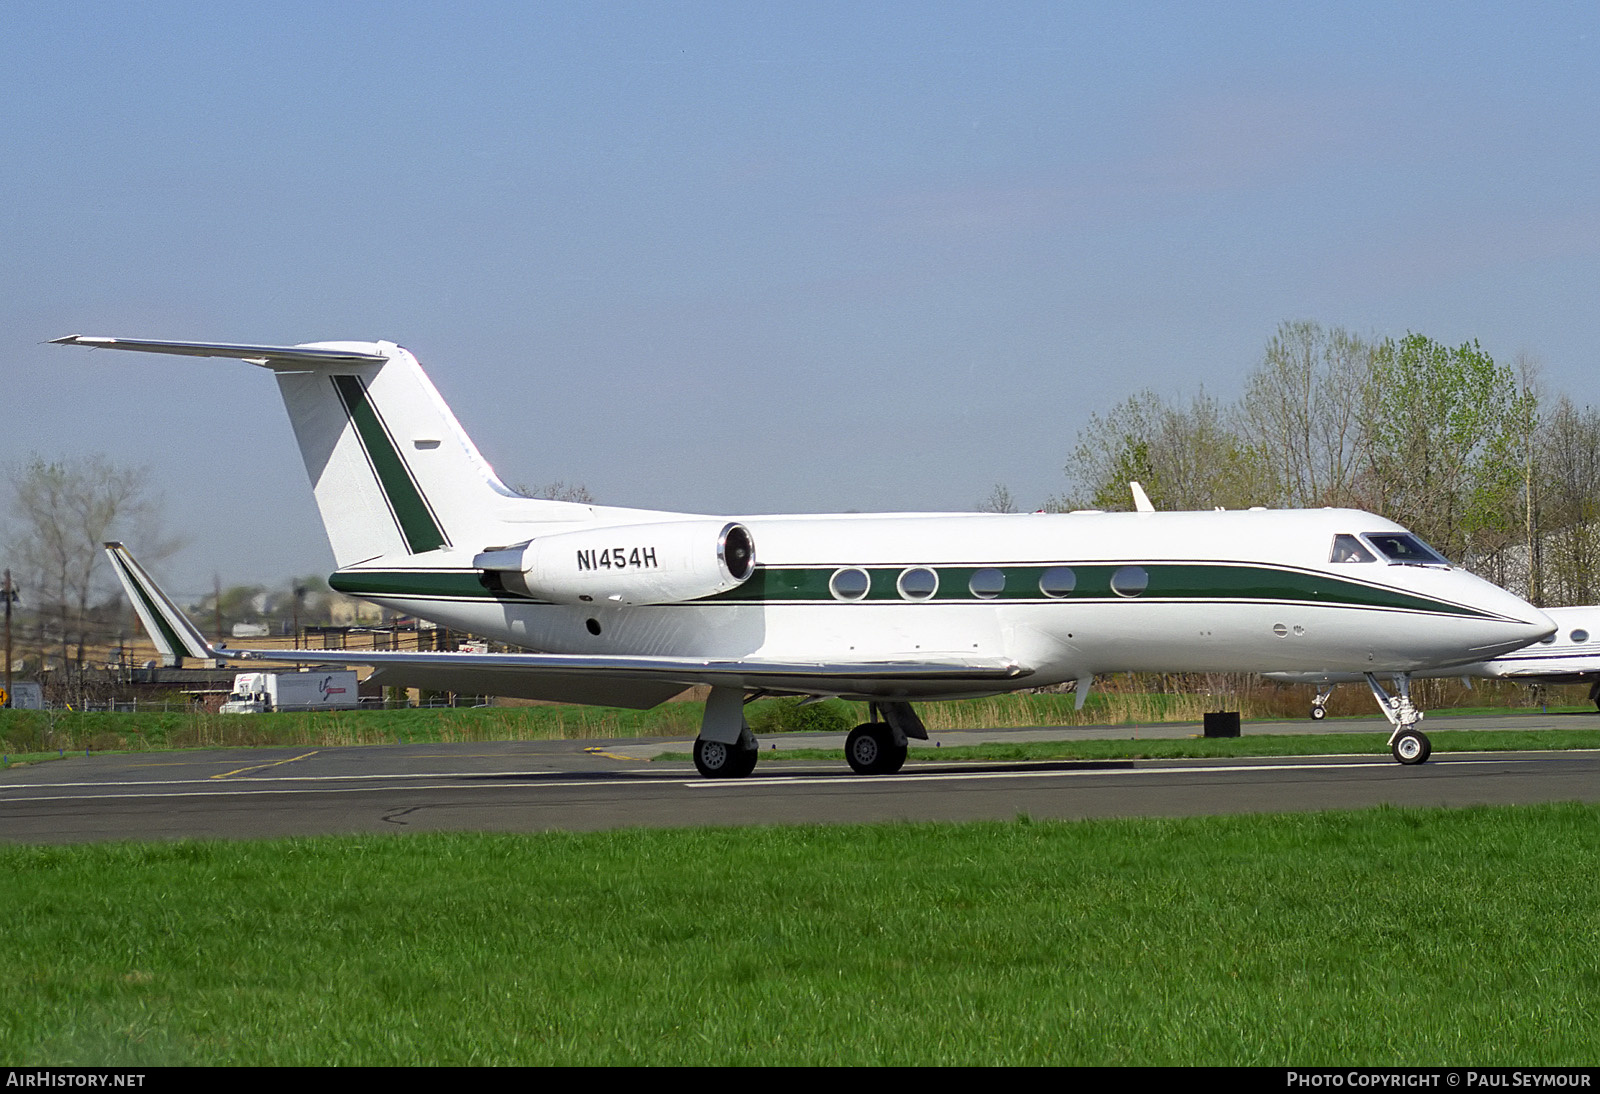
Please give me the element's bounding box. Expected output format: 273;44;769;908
219;671;360;714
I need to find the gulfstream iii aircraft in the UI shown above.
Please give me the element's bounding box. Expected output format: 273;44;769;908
58;335;1555;777
1271;604;1600;737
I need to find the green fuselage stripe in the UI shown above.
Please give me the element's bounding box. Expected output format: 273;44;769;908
703;563;1484;616
331;374;448;554
332;569;502;600
330;562;1492;619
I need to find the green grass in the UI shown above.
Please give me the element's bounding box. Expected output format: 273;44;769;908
3;806;1598;1065
0;702;707;758
9;701;1600;770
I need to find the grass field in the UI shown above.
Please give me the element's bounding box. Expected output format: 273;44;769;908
4;805;1598;1066
2;676;1594;763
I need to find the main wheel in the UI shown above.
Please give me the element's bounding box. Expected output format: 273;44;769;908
845;723;908;775
694;738;751;778
1310;705;1327;721
1391;729;1431;766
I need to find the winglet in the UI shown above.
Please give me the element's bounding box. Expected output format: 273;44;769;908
103;543;219;667
1129;481;1155;513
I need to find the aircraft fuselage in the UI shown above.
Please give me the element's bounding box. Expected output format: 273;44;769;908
332;507;1549;700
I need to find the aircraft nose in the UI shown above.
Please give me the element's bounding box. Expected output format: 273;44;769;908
1466;589;1556;658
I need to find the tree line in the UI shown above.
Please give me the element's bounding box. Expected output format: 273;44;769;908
1;459;602;704
995;320;1600;606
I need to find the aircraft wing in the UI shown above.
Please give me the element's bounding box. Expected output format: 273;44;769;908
104;543;1029;707
223;647;1031;707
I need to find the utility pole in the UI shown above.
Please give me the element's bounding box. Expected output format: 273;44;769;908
3;569;16;706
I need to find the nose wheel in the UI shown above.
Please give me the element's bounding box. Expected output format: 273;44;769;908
1390;728;1432;765
1309;685;1332;721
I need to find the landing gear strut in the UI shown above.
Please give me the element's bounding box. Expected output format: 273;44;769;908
1364;672;1431;765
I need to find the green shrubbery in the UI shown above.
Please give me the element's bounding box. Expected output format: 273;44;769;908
745;696;857;735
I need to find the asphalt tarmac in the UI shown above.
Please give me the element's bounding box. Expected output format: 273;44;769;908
1;711;1597;843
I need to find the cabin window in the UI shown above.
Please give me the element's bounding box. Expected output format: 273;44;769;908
1330;534;1377;563
1572;630;1590;644
1540;633;1557;644
1111;565;1149;597
1039;567;1076;598
897;567;938;601
829;567;871;601
1365;533;1449;566
969;568;1006;599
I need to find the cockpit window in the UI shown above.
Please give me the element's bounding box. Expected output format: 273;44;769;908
1329;534;1377;563
1365;533;1450;567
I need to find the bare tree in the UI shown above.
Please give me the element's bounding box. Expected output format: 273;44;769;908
1064;388;1274;512
1238;320;1374;508
518;481;596;504
7;455;177;704
976;483;1017;513
1537;395;1600;604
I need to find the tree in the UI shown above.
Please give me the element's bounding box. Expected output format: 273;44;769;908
1536;395;1600;604
520;481;596;504
1356;334;1535;565
1064;389;1274;511
1238;320;1374;508
976;483;1017;513
6;455;177;703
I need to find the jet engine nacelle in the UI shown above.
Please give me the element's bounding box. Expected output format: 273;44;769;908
474;521;755;606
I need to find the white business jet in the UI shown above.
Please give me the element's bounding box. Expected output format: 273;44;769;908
1272;604;1600;728
57;335;1555;775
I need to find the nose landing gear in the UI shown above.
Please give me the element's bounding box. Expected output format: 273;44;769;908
1365;672;1432;765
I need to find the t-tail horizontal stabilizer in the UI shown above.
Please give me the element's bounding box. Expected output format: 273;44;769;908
104;542;218;667
49;335;389;368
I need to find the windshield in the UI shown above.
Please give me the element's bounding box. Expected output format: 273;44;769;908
1329;534;1377;563
1364;532;1450;567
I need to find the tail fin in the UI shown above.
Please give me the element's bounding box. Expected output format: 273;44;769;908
55;336;593;566
103;542;217;667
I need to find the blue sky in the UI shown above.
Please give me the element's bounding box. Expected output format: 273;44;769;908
6;2;1600;594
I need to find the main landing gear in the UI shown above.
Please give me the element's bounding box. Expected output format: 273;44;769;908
693;736;759;778
844;723;905;775
692;687;761;779
1364;672;1432;766
844;701;927;775
692;689;929;779
842;701;927;775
